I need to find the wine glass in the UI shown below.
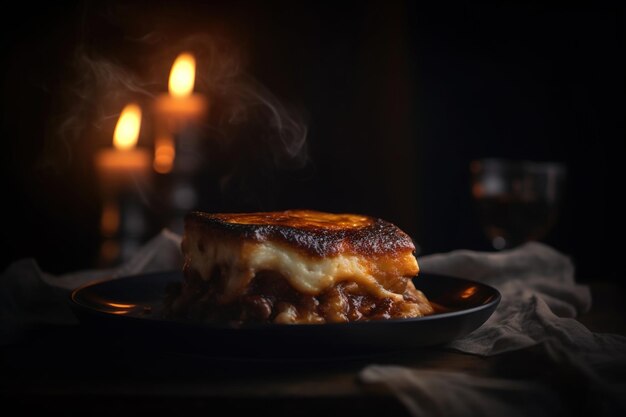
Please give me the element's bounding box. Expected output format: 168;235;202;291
470;158;567;250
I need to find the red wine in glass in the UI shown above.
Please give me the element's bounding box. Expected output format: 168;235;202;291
470;159;566;250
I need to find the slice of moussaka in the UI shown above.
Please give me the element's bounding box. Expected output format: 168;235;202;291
164;210;433;324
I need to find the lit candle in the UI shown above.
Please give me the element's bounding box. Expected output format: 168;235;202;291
95;103;151;193
153;52;208;124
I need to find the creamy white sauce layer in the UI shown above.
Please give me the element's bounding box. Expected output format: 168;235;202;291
185;233;417;303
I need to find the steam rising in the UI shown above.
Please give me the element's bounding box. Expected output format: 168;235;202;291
55;48;154;161
178;34;308;169
234;79;308;166
55;34;309;209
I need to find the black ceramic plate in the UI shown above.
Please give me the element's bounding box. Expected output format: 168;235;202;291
69;271;500;358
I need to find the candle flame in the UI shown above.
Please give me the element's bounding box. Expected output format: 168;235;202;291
113;103;142;150
168;52;196;98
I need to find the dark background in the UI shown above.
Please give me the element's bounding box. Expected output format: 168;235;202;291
1;1;623;283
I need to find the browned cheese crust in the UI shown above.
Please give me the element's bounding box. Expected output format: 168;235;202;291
165;210;433;324
184;210;417;257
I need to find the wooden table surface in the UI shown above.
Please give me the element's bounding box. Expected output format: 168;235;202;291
2;282;624;416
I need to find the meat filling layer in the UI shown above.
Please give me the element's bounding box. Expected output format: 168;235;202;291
165;268;433;324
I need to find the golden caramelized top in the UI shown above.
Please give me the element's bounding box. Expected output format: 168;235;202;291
185;209;416;258
214;210;373;230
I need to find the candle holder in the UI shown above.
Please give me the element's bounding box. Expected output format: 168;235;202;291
97;188;150;267
152;122;206;234
94;160;154;267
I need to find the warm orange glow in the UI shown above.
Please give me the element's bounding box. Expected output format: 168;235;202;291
98;239;120;265
103;301;137;314
461;286;478;299
106;302;137;309
168;52;196;98
113;103;142;150
472;183;484;198
100;201;120;237
153;135;176;174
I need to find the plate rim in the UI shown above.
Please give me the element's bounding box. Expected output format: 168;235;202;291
69;270;501;329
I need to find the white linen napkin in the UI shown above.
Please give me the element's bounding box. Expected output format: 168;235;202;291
359;242;626;416
360;366;564;417
0;229;183;344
